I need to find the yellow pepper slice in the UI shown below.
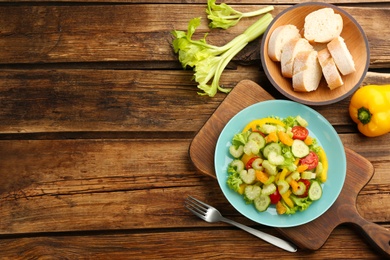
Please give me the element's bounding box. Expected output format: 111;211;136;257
278;168;289;181
281;189;294;208
289;180;299;193
318;147;328;183
294;158;300;165
240;153;253;166
276;201;287;215
242;118;285;133
238;184;246;195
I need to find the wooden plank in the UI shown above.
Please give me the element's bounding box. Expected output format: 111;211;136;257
0;5;388;67
0;139;388;234
0;68;388;134
0;69;225;133
0;139;204;197
0;227;385;259
0;182;388;234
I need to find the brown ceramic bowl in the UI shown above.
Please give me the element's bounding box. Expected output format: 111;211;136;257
260;2;370;106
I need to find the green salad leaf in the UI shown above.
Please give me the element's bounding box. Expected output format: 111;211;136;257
227;170;242;192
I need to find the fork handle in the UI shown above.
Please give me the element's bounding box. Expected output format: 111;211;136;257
220;217;297;252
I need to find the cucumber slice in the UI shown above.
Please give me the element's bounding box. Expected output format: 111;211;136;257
254;194;271;212
261;124;277;134
230;159;244;173
268;151;285;165
244;185;261;201
261;183;276;196
296;115;308;127
229;145;244;158
276;125;286;132
248;132;266;150
263;143;282;158
301;171;316;180
291;139;309;158
239;168;256;184
308;181;322;200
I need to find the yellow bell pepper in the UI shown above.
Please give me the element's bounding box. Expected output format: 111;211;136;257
242;118;285;133
349;84;390;137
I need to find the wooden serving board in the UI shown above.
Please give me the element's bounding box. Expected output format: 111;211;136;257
189;80;390;256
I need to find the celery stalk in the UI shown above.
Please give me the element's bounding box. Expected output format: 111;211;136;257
172;13;273;97
207;0;274;29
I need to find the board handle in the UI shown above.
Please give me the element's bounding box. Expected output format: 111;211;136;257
351;213;390;257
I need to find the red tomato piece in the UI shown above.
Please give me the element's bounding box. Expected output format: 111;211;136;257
269;190;281;204
291;126;309;140
299;151;319;170
245;156;260;170
297;179;311;198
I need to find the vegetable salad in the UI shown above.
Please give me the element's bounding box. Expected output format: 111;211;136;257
227;116;328;215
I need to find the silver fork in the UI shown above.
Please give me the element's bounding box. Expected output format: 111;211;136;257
185;196;297;253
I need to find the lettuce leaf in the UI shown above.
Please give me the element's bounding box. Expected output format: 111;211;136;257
290;195;312;211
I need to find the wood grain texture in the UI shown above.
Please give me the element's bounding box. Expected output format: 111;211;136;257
0;227;386;259
0;5;389;68
0;68;387;134
0;138;388;233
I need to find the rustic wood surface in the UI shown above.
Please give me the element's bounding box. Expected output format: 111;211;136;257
0;1;389;259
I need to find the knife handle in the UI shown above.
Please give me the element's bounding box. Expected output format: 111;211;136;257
220;217;297;253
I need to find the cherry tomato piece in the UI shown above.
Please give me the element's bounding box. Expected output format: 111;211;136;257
299;151;319;170
269;189;281;204
297;179;311;198
291;126;309;140
245;156;260;170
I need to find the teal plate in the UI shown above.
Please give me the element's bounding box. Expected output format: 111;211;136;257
215;100;346;227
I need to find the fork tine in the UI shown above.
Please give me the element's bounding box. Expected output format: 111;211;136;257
185;196;209;217
185;203;206;220
185;196;207;213
187;196;210;209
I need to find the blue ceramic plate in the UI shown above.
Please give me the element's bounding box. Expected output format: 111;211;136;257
215;100;346;227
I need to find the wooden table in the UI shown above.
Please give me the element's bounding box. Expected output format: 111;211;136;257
0;1;389;259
